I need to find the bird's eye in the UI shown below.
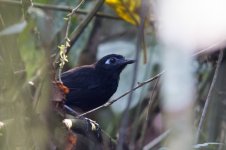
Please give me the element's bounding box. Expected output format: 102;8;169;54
105;57;116;64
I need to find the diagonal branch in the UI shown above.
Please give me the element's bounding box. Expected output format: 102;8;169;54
66;0;105;54
195;50;224;143
0;0;121;20
143;129;171;150
61;41;220;119
117;0;148;149
77;71;163;118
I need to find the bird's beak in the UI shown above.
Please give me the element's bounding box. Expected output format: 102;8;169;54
123;59;135;65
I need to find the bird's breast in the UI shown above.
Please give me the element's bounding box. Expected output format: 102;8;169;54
97;75;119;96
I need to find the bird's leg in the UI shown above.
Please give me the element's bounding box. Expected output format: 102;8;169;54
79;117;102;142
63;116;101;142
64;105;102;141
83;117;99;130
64;105;80;116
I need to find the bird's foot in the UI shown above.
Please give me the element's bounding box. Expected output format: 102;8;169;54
84;118;99;131
83;117;102;142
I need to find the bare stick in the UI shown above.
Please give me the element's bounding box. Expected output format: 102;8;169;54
62;118;116;149
55;0;104;77
193;39;226;56
139;77;160;149
0;0;120;20
64;105;80;116
57;0;86;82
77;71;163;118
116;1;150;149
143;129;171;150
57;37;220;119
195;50;224;143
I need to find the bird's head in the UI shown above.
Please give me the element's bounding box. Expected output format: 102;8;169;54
95;54;135;75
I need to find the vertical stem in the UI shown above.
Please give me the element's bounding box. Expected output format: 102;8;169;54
195;50;224;143
116;0;147;149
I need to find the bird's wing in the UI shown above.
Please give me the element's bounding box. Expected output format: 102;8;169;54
61;66;100;91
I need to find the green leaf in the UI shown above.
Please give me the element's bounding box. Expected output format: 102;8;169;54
18;20;45;79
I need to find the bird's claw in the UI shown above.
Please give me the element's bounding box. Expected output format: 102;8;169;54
84;118;99;131
84;118;102;142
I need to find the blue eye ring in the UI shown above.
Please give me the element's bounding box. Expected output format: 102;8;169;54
105;57;116;64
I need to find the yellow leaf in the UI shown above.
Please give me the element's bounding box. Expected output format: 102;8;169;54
105;0;141;25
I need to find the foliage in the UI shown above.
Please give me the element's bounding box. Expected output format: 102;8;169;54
0;0;226;150
105;0;141;25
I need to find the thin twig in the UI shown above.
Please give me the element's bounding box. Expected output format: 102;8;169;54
195;50;224;143
117;1;148;149
33;78;45;111
62;118;116;149
0;12;5;27
146;78;160;121
57;0;85;82
139;77;160;149
66;0;105;54
77;72;164;118
74;40;222;146
129;62;154;147
54;0;105;68
193;39;226;56
0;0;121;20
143;129;171;150
55;0;104;84
65;0;86;39
64;105;80;116
141;25;148;64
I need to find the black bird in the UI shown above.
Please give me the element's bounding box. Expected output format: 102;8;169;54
61;54;135;111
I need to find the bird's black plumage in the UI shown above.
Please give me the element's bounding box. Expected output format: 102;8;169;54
61;54;134;111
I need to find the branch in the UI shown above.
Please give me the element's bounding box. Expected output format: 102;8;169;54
77;71;163;118
195;50;224;143
143;129;171;150
117;0;148;148
54;0;105;70
66;0;105;54
57;0;86;83
0;0;121;20
62;118;116;149
139;77;160;149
